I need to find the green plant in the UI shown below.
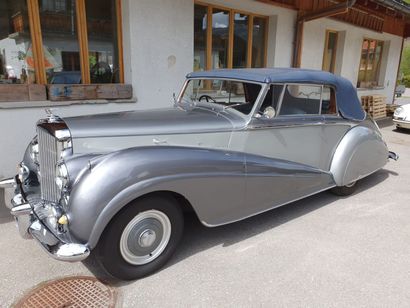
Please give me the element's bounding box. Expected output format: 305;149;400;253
401;75;410;88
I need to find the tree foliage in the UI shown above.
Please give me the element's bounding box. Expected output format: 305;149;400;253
399;44;410;85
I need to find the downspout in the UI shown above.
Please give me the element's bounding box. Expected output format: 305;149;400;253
292;0;357;68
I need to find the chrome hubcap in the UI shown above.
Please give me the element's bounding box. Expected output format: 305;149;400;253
120;210;171;265
138;229;157;248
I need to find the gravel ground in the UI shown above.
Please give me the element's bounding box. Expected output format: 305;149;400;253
0;125;409;307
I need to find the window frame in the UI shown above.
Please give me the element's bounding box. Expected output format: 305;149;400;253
25;0;124;85
357;38;384;89
194;1;269;70
322;29;338;73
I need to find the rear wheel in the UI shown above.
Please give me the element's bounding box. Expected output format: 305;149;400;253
97;195;184;280
330;181;357;196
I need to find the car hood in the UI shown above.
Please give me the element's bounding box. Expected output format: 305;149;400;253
63;107;242;138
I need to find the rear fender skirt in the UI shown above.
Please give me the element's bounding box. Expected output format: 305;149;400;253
330;125;388;186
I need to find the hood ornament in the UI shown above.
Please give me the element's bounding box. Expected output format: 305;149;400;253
45;108;61;123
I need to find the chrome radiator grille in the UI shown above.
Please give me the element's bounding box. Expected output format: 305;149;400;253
37;126;60;203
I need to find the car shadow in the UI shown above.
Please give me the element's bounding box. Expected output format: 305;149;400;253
84;168;394;286
394;127;410;135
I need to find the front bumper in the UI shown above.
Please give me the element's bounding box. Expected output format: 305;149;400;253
1;177;90;262
393;119;410;129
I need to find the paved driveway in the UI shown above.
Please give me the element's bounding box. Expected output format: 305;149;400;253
0;125;409;307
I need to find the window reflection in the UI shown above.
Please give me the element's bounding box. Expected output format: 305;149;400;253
0;0;35;84
252;17;267;68
233;13;249;68
212;9;229;69
39;0;81;84
86;0;120;83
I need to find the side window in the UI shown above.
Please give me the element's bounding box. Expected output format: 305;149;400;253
258;84;284;118
279;85;322;116
321;86;338;115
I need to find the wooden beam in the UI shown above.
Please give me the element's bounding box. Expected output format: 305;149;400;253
293;20;304;67
47;84;132;101
116;0;125;83
76;0;91;84
228;11;234;68
247;15;254;68
0;84;46;102
206;6;212;70
27;0;47;84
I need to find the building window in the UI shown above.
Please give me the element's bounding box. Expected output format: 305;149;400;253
0;0;35;84
39;0;81;84
194;3;268;71
0;0;124;86
212;8;230;69
233;13;249;68
322;30;338;73
252;16;267;68
357;39;383;88
86;0;122;83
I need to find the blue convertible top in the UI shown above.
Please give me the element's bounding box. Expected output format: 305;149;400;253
187;68;365;121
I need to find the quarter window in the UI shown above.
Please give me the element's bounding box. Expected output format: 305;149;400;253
276;85;337;116
279;85;322;116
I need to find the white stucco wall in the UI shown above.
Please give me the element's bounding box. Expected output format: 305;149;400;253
0;102;137;178
301;18;403;103
121;0;296;108
121;0;194;109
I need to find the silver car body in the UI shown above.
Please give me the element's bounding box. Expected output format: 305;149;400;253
1;68;393;262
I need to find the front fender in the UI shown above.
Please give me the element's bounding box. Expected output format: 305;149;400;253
67;146;245;248
330;124;388;186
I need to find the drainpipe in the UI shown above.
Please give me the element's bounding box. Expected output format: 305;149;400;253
292;0;357;68
393;36;405;104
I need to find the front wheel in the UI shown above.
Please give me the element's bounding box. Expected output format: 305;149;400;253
97;195;184;280
330;181;357;196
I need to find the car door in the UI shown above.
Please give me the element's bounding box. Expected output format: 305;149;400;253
229;83;350;215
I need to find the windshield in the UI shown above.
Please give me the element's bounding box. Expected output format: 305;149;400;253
180;79;262;115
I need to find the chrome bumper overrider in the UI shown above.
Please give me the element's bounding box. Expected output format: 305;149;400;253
388;151;399;161
1;177;90;262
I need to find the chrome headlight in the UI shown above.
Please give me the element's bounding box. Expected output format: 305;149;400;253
29;137;39;165
56;161;70;190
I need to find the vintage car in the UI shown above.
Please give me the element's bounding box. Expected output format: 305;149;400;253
393;103;410;130
0;68;398;280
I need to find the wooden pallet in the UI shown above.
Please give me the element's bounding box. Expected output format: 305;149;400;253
386;104;399;116
360;95;387;119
